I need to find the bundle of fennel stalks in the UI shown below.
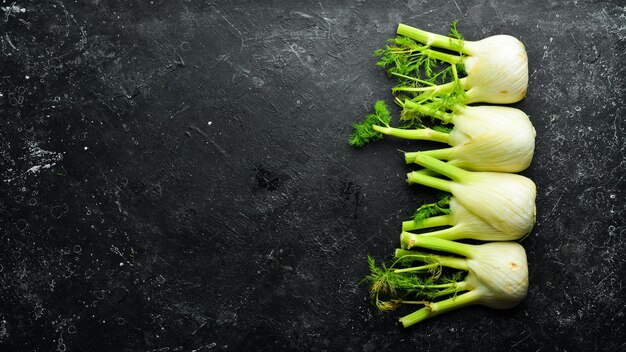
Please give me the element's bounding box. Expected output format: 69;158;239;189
349;22;536;328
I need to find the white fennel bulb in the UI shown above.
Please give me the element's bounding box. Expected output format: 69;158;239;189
403;104;536;172
352;101;536;173
382;23;528;106
462;242;529;309
451;172;536;236
406;153;536;237
461;35;529;104
365;239;529;327
402;197;523;242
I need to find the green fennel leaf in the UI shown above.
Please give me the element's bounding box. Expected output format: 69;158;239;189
364;254;465;311
413;194;452;223
348;100;392;147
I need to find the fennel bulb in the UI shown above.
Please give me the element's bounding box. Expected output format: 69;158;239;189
365;239;529;327
350;101;536;172
406;153;536;237
379;22;528;107
402;196;523;241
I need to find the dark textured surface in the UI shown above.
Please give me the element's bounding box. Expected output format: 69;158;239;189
1;1;625;351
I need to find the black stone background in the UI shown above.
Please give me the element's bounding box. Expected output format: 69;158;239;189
0;0;625;351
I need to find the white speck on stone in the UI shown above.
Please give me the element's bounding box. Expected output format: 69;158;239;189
1;5;26;14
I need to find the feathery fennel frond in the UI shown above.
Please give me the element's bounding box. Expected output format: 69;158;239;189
448;20;465;53
349;100;392;147
413;194;452;223
364;254;465;311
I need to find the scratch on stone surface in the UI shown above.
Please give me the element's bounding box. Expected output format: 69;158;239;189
452;0;463;16
546;192;563;219
170;104;190;119
5;33;17;50
597;7;626;40
3;163;56;183
611;303;626;322
606;168;625;191
190;124;226;156
114;189;124;214
317;0;326;14
211;216;244;244
3;141;63;183
295;143;312;159
326;51;343;62
595;271;614;289
110;245;134;267
313;235;333;253
511;333;530;348
292;11;313;19
221;14;245;53
541;37;553;61
54;0;71;37
250;26;329;43
569;32;578;49
171;48;185;66
343;69;367;91
405;9;437;20
78;25;87;49
154;253;176;270
544;178;567;196
287;43;307;67
19;18;30;29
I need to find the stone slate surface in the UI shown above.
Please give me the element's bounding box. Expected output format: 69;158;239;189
0;0;625;351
